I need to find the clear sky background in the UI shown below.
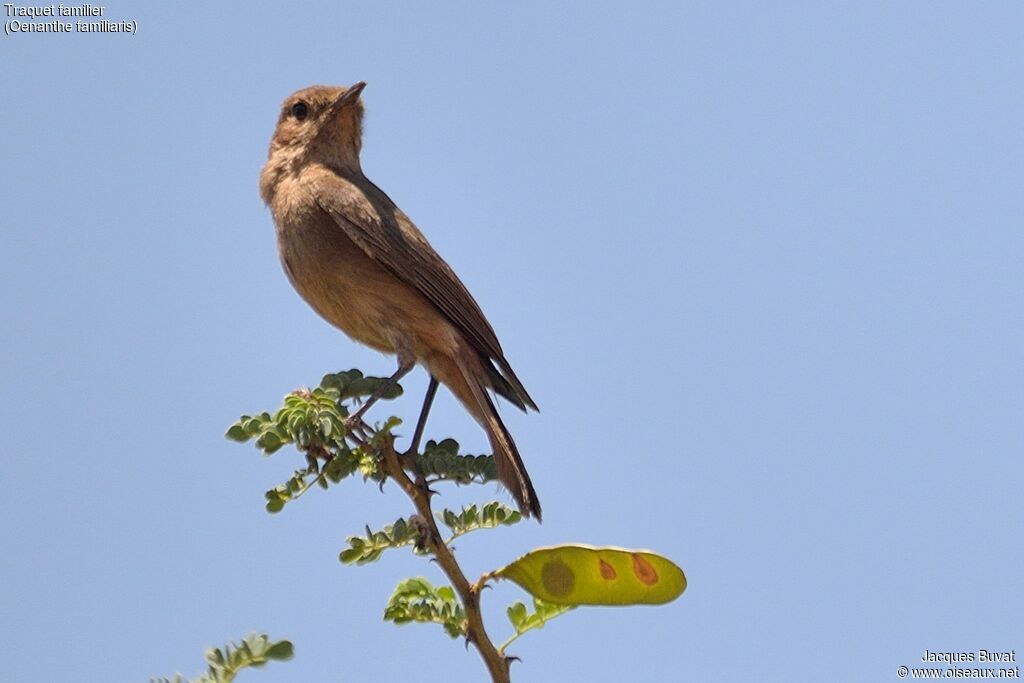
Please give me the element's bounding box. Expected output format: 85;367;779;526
2;3;1021;682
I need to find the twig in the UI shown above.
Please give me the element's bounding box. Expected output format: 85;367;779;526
378;435;511;683
291;470;326;501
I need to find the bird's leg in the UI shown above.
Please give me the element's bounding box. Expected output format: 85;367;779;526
406;375;439;457
345;358;414;428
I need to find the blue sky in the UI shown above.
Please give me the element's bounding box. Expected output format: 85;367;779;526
2;3;1021;682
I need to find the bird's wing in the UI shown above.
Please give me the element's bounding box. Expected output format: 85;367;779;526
311;171;537;411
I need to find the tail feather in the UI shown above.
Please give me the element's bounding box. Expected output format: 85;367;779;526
479;389;542;520
433;350;542;520
483;356;528;412
495;356;539;412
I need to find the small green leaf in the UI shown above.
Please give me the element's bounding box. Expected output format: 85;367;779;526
265;640;294;661
257;431;282;453
339;548;362;564
506;601;527;629
225;424;248;442
381;382;403;400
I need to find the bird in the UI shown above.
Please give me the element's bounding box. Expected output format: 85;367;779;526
259;82;541;519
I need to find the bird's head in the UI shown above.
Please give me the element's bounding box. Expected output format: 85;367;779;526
261;82;367;201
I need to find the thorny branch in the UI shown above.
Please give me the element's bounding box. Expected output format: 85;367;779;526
350;425;511;683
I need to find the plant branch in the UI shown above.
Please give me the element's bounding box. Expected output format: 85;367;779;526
378;435;511;683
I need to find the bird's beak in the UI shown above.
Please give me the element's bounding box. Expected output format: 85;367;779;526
334;81;367;110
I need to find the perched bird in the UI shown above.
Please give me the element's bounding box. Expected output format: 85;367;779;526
259;82;541;519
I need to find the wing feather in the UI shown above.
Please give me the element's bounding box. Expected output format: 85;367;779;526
312;171;537;411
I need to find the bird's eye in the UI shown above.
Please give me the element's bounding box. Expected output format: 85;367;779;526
291;102;309;120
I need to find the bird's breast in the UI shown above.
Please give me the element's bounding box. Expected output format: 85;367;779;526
269;172;461;364
274;196;398;354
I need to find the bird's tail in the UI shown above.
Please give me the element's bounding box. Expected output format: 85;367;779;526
477;386;542;520
430;350;542;520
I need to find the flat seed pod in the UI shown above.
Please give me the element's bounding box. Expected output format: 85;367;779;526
496;544;686;606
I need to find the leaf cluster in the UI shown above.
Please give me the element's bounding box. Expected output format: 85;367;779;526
261;446;380;514
152;633;293;683
339;516;426;565
440;502;522;541
225;370;401;455
320;369;404;402
337;502;522;566
417;438;497;484
226;386;340;455
502;599;575;654
383;577;467;639
227;371;406;513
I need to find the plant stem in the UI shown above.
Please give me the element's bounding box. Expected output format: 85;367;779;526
378;437;511;683
497;632;522;657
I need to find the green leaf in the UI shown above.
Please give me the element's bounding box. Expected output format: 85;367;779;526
320;373;342;389
495;544;687;606
256;431;282;454
225;424;249;442
338;548;362;563
506;601;528;629
392;517;407;540
264;641;294;661
436;438;459;453
242;416;264;435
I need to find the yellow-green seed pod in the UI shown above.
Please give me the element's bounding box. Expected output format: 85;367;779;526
496;544;686;606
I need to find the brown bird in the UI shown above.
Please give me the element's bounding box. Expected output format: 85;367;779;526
259;82;541;519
